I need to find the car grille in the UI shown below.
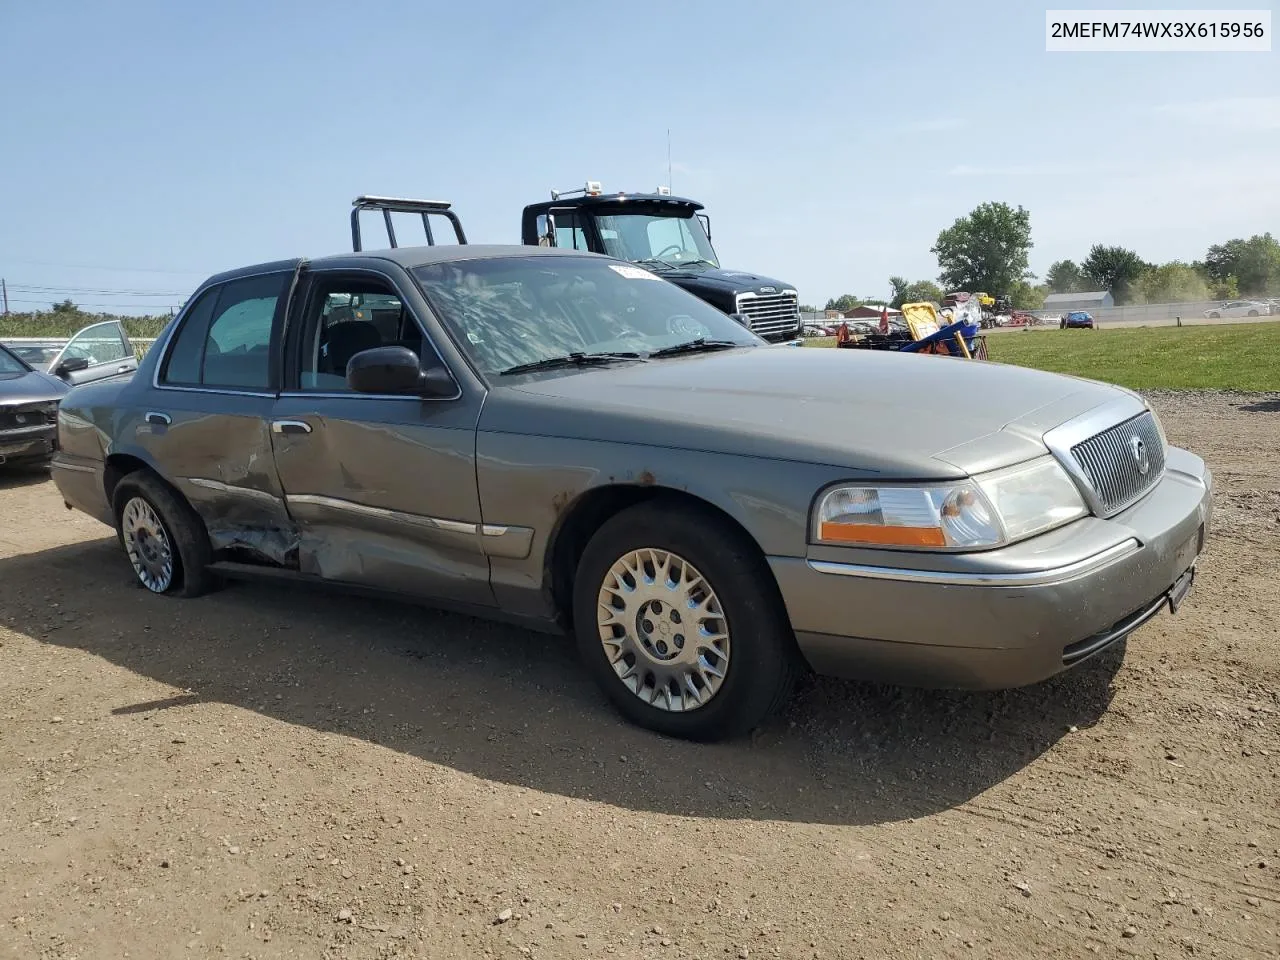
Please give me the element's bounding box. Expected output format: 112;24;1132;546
0;403;57;432
735;292;799;340
1069;411;1165;515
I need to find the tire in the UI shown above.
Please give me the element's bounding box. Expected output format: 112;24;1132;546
572;500;801;741
112;471;216;598
1248;311;1258;317
1208;312;1220;319
1059;321;1066;329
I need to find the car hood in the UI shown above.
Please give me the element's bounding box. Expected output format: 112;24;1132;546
657;264;794;296
0;368;69;403
484;346;1128;478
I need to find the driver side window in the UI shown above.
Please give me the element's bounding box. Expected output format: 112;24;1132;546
295;275;440;392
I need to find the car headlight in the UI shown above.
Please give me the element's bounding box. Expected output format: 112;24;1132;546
812;457;1088;550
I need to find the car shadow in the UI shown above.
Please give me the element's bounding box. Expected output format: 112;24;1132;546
1;538;1123;827
0;463;52;490
1238;396;1280;413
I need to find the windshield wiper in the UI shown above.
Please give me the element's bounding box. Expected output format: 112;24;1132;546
632;257;679;271
499;351;645;376
646;338;742;359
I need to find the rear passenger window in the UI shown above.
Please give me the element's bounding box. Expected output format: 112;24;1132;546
162;290;217;385
161;273;289;390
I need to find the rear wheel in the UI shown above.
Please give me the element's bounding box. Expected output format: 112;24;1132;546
572;501;800;740
1248;310;1259;317
113;472;215;597
1208;312;1220;319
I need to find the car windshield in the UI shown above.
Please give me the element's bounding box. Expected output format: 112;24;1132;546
411;256;759;377
0;344;32;375
592;209;719;269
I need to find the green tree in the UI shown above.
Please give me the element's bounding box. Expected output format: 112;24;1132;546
824;294;865;313
888;276;945;309
798;304;819;314
1209;274;1240;300
1082;245;1147;303
931;202;1033;294
50;299;79;314
1204;234;1280;295
1044;259;1083;294
1008;281;1047;310
1132;262;1211;304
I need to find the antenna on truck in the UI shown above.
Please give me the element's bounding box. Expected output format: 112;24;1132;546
350;196;468;252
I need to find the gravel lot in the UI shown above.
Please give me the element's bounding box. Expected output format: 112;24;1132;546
2;391;1278;960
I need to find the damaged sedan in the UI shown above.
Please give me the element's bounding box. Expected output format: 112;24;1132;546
51;244;1212;740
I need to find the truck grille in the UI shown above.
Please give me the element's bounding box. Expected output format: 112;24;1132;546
1069;412;1165;515
735;292;799;340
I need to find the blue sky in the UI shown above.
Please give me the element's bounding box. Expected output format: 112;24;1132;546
1;0;1276;312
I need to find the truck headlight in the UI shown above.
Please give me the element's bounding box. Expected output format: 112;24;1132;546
812;457;1087;550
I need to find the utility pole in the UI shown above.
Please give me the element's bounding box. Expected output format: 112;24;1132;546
1;278;8;315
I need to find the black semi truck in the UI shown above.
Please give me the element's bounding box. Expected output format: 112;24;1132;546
520;182;803;344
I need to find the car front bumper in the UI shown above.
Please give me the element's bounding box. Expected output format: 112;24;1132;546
0;427;56;465
770;445;1213;690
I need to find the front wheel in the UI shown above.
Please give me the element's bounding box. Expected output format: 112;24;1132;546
572;501;801;740
1248;310;1259;317
113;472;216;597
1208;312;1220;319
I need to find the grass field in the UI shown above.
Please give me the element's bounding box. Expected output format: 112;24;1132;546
808;322;1280;392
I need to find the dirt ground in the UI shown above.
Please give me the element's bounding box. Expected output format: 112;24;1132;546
1;391;1277;960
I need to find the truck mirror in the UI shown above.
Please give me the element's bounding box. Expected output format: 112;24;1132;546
698;213;712;241
541;214;557;248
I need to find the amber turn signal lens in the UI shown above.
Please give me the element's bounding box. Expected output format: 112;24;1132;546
817;522;948;547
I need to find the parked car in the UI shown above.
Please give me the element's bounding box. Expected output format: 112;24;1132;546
0;320;140;385
1203;300;1269;319
0;341;68;467
1;319;138;469
50;245;1212;740
5;344;62;368
1060;311;1095;329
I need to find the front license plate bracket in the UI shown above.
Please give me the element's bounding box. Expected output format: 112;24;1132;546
1169;565;1196;614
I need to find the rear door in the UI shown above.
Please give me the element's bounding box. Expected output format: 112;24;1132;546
136;269;298;565
49;320;138;385
267;265;492;605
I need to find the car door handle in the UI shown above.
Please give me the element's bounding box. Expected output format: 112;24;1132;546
145;412;172;426
117;364;133;373
271;419;313;435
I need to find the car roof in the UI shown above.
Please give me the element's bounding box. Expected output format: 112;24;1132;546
202;244;605;287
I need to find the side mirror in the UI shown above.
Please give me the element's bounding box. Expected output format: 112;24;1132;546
54;356;90;378
729;313;753;330
346;346;457;398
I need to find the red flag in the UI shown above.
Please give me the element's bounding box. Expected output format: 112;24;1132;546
879;304;889;335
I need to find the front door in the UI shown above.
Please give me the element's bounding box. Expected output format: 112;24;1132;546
50;320;138;385
267;267;493;606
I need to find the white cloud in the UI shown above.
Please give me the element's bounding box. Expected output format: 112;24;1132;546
1154;96;1280;131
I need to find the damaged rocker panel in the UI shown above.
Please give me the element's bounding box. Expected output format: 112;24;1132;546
284;493;533;559
185;477;284;504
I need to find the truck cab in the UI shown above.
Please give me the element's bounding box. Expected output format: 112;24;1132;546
521;182;802;344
